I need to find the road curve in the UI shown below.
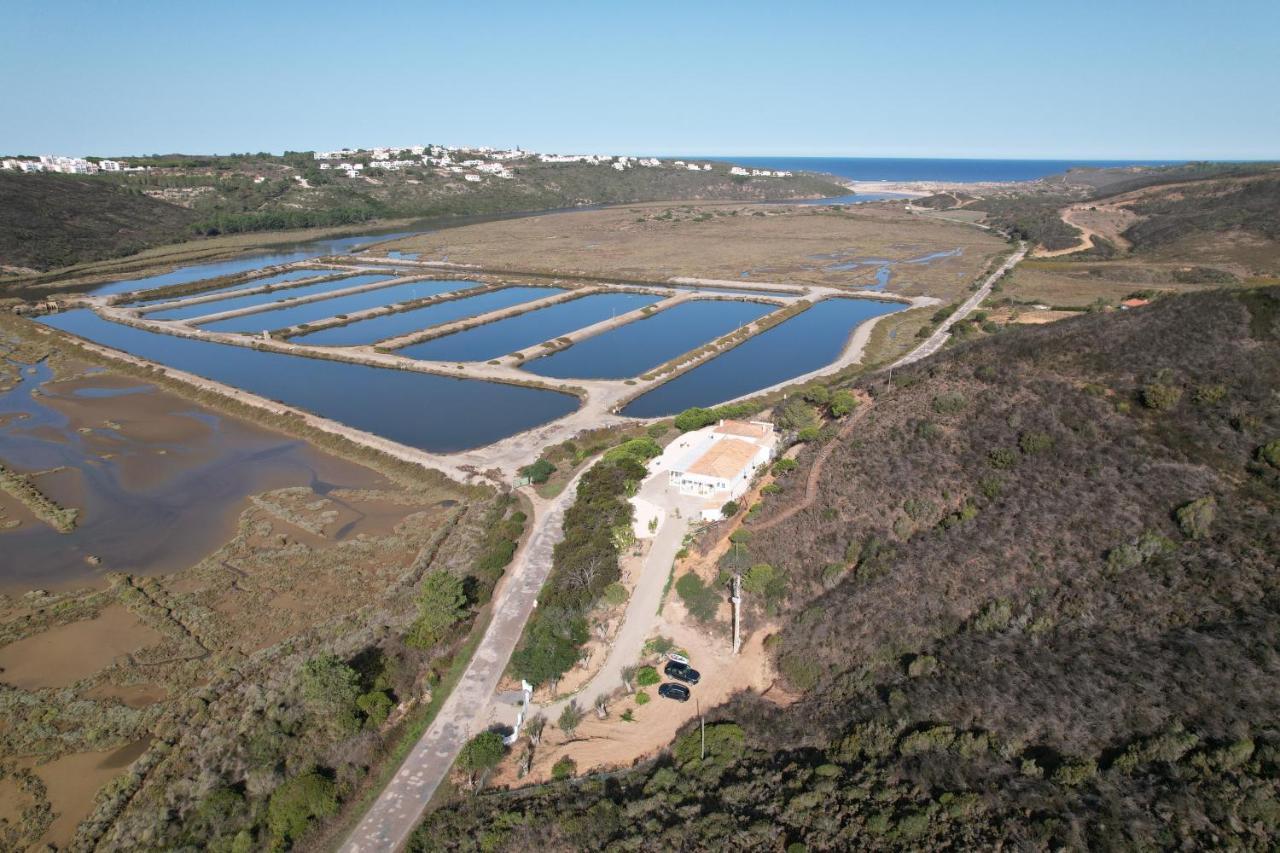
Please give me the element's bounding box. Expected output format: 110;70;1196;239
893;242;1026;368
341;466;593;852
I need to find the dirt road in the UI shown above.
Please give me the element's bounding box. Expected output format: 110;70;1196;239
893;242;1027;367
339;465;593;853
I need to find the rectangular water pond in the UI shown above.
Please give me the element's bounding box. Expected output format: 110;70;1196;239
39;310;579;453
130;269;328;305
621;297;903;417
199;280;478;334
293;286;564;347
524;299;773;380
88;231;417;297
398;292;661;363
149;275;395;321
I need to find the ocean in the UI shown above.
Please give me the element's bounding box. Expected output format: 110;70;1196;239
709;156;1178;183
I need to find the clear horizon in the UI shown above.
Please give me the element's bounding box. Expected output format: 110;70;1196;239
3;0;1277;160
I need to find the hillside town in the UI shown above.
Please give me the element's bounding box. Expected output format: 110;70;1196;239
0;154;146;174
2;144;794;186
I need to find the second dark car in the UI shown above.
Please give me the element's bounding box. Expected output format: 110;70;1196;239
658;682;690;702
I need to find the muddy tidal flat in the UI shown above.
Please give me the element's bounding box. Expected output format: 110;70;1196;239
0;359;386;590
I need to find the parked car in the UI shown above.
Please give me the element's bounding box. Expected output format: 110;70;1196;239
664;660;701;685
658;682;690;702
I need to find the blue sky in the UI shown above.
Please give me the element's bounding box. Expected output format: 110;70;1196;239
3;0;1277;159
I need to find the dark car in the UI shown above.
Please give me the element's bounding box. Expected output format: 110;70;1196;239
658;682;690;702
664;661;701;685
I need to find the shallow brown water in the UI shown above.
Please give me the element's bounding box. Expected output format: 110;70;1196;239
0;361;387;590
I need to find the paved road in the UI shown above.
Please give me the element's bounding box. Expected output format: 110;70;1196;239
340;467;592;853
542;472;701;720
893;242;1027;367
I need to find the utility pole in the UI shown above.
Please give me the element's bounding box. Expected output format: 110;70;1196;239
699;699;705;761
731;573;742;655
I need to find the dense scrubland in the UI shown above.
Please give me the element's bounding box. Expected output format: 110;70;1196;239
410;285;1280;851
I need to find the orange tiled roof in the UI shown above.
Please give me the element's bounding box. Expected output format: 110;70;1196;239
687;438;760;479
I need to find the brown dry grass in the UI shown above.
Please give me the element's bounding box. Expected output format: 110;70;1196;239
385;203;1007;301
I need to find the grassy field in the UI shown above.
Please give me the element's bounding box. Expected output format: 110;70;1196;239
383;202;1009;301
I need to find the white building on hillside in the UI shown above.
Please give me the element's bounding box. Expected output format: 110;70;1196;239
663;420;778;520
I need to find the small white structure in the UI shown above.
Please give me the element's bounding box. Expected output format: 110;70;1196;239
664;420;777;521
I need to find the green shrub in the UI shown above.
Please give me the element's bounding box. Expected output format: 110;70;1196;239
604;437;663;464
932;392;967;414
907;655;938;677
830;389;859;417
1142;382;1183;411
1053;758;1098;787
899;724;956;755
779;653;821;692
1259;439;1280;469
1107;530;1177;572
988;448;1019;469
903;498;935;522
720;500;739;518
520;458;557;483
635;665;660;686
978;475;1003;499
972;598;1013;632
1193;383;1227;406
1175;495;1217;539
603;582;628;607
675;573;720;622
1018;431;1054;454
551;756;577;780
674;722;746;767
634;691;650;706
356;690;394;728
773;458;798;474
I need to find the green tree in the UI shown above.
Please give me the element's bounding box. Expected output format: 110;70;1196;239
407;571;468;649
301;654;362;734
266;770;338;844
520;458;557;484
558;701;584;738
457;731;506;787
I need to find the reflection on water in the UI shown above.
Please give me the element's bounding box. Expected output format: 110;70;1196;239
198;279;476;333
398;292;661;362
0;360;385;588
39;310;579;453
148;275;395;321
293;285;560;347
621;297;903;417
90;231;415;297
524;299;772;380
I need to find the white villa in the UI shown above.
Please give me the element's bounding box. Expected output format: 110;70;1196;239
664;420;778;520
